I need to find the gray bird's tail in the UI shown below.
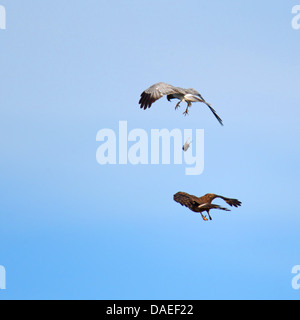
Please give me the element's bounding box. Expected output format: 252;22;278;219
194;97;224;126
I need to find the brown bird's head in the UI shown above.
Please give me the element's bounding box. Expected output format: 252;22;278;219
205;193;216;199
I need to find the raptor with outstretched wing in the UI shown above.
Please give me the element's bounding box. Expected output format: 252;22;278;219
139;82;223;125
174;192;242;221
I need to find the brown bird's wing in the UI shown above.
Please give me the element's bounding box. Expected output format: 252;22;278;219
173;192;201;210
139;83;185;110
212;195;242;208
174;193;231;213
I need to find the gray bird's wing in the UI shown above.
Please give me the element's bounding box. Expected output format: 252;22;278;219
139;83;185;110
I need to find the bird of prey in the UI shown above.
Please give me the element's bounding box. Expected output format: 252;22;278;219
139;82;223;126
174;192;242;221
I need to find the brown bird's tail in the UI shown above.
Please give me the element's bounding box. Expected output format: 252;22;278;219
211;204;231;212
198;203;231;212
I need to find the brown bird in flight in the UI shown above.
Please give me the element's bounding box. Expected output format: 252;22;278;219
174;192;242;221
139;82;223;125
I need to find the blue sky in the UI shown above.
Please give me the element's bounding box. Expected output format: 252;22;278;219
0;0;299;299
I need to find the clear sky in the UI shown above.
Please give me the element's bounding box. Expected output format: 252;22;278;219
0;0;299;300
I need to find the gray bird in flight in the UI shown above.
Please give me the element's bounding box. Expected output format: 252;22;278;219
139;82;223;126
